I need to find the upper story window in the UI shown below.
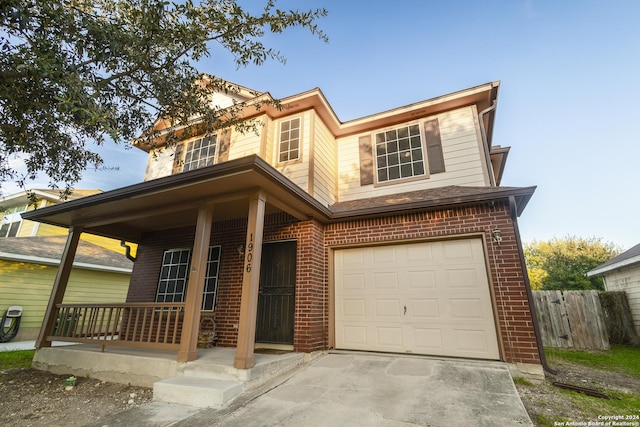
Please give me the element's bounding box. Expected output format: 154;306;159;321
278;118;300;162
375;124;425;183
183;135;217;172
0;205;27;237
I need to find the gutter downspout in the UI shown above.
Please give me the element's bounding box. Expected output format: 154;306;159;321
120;241;136;262
478;100;497;187
509;196;558;375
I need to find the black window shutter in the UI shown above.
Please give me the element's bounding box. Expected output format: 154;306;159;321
172;143;184;173
359;135;374;186
424;119;445;174
217;130;231;163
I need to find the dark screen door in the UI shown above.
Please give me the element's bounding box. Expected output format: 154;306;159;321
255;241;296;344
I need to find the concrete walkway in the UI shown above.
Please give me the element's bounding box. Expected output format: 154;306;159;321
90;352;533;427
0;340;76;352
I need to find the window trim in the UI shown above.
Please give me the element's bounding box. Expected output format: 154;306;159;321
202;245;222;312
277;116;303;165
372;121;429;186
155;248;191;304
181;134;219;172
154;245;222;312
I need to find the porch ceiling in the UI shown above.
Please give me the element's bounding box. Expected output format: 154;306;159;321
21;156;332;242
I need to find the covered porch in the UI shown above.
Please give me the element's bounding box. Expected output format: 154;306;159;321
22;155;331;371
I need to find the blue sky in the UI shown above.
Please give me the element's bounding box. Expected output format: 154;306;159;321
15;1;640;249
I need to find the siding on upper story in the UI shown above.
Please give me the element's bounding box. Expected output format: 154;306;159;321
145;146;175;180
228;114;266;160
310;111;337;207
602;264;640;335
142;97;493;206
336;106;489;202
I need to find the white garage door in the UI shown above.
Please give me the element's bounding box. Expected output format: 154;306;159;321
334;239;500;359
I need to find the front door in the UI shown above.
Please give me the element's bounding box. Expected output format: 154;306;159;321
256;241;297;344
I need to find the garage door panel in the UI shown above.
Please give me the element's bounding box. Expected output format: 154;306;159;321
335;239;499;360
373;271;400;289
409;299;440;319
340;298;367;317
372;246;397;264
407;244;434;262
375;299;402;317
409;327;445;351
377;327;404;347
407;270;437;289
339;273;366;291
450;328;498;358
445;268;480;288
340;249;367;267
442;240;475;261
448;298;489;320
341;325;367;345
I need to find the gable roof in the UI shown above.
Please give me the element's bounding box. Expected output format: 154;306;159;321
138;79;500;151
0;236;132;273
587;243;640;277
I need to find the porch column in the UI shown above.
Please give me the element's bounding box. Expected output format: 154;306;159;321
234;191;266;369
177;203;214;362
36;226;83;349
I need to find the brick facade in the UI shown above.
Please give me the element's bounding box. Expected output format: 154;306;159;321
127;201;540;365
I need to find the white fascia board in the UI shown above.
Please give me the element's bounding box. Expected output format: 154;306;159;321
0;252;132;274
587;255;640;277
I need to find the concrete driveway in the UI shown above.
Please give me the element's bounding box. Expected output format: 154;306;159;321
194;352;532;427
90;352;533;426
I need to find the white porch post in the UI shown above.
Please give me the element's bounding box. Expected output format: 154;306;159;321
177;203;214;362
234;191;266;369
36;226;83;349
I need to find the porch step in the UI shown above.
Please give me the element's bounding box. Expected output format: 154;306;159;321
153;377;244;409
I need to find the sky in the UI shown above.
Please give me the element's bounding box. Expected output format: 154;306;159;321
8;1;640;249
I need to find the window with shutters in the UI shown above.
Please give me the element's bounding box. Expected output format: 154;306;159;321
155;246;222;311
278;117;301;163
374;124;425;183
182;135;217;172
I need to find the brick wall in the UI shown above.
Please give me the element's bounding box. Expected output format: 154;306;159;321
127;213;327;353
324;201;540;365
127;200;540;365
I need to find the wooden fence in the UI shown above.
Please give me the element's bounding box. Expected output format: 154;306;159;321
532;290;610;350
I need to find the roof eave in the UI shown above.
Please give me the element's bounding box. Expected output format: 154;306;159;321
330;186;536;221
587;255;640;277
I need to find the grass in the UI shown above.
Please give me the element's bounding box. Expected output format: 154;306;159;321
0;349;35;370
513;376;534;386
545;345;640;379
518;345;640;427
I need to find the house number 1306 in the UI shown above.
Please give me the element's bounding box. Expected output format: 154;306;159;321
246;234;254;273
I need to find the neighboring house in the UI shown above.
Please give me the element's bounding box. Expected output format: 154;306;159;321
1;189;100;238
0;236;132;340
23;79;542;376
1;189;136;256
588;243;640;335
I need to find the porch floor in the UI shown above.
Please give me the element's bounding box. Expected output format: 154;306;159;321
32;344;306;390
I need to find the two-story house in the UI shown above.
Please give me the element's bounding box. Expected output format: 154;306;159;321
23;79;543;385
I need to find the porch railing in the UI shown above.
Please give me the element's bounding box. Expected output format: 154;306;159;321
48;303;186;350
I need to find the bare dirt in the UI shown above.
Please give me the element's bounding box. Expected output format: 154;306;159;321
1;359;639;427
0;368;152;427
516;359;640;426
